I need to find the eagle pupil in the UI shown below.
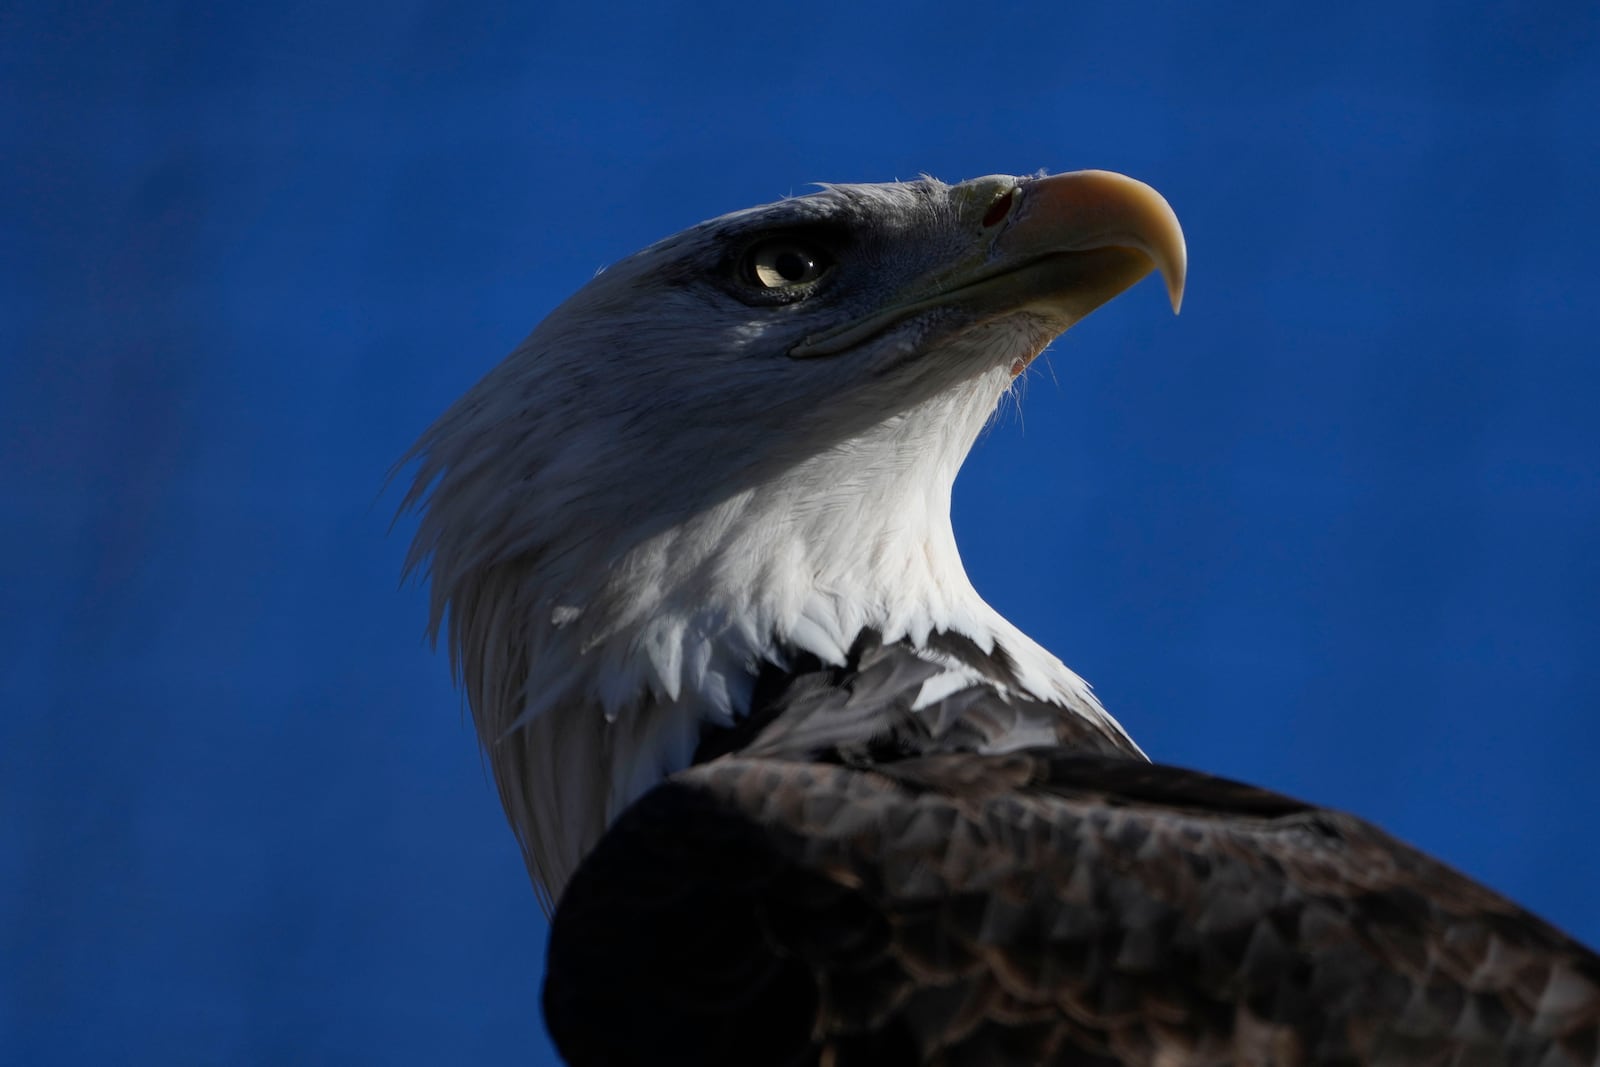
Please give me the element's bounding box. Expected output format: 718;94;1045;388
776;250;812;282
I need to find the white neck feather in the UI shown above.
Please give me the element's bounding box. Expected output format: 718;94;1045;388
446;363;1131;901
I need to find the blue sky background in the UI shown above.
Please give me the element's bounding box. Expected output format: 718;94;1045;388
4;2;1598;1063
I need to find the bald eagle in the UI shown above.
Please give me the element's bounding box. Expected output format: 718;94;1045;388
402;171;1599;1065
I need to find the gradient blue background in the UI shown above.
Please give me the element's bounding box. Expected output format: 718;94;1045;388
5;2;1598;1063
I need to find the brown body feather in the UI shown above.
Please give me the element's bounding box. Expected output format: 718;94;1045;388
549;751;1600;1066
545;638;1600;1066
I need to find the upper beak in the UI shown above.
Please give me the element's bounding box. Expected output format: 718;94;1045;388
999;169;1186;314
790;169;1185;359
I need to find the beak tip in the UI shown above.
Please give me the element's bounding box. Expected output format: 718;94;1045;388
1158;237;1186;315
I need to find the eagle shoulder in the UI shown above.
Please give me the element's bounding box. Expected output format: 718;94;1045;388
545;751;1600;1066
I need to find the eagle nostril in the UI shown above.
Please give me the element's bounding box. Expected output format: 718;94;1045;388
982;188;1015;228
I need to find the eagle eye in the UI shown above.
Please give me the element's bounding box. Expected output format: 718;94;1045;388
743;239;834;291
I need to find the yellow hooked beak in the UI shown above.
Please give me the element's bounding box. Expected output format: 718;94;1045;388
791;169;1185;360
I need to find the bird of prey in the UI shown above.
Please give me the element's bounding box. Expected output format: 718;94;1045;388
401;170;1599;1065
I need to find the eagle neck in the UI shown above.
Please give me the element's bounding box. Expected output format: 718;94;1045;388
481;367;1132;902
